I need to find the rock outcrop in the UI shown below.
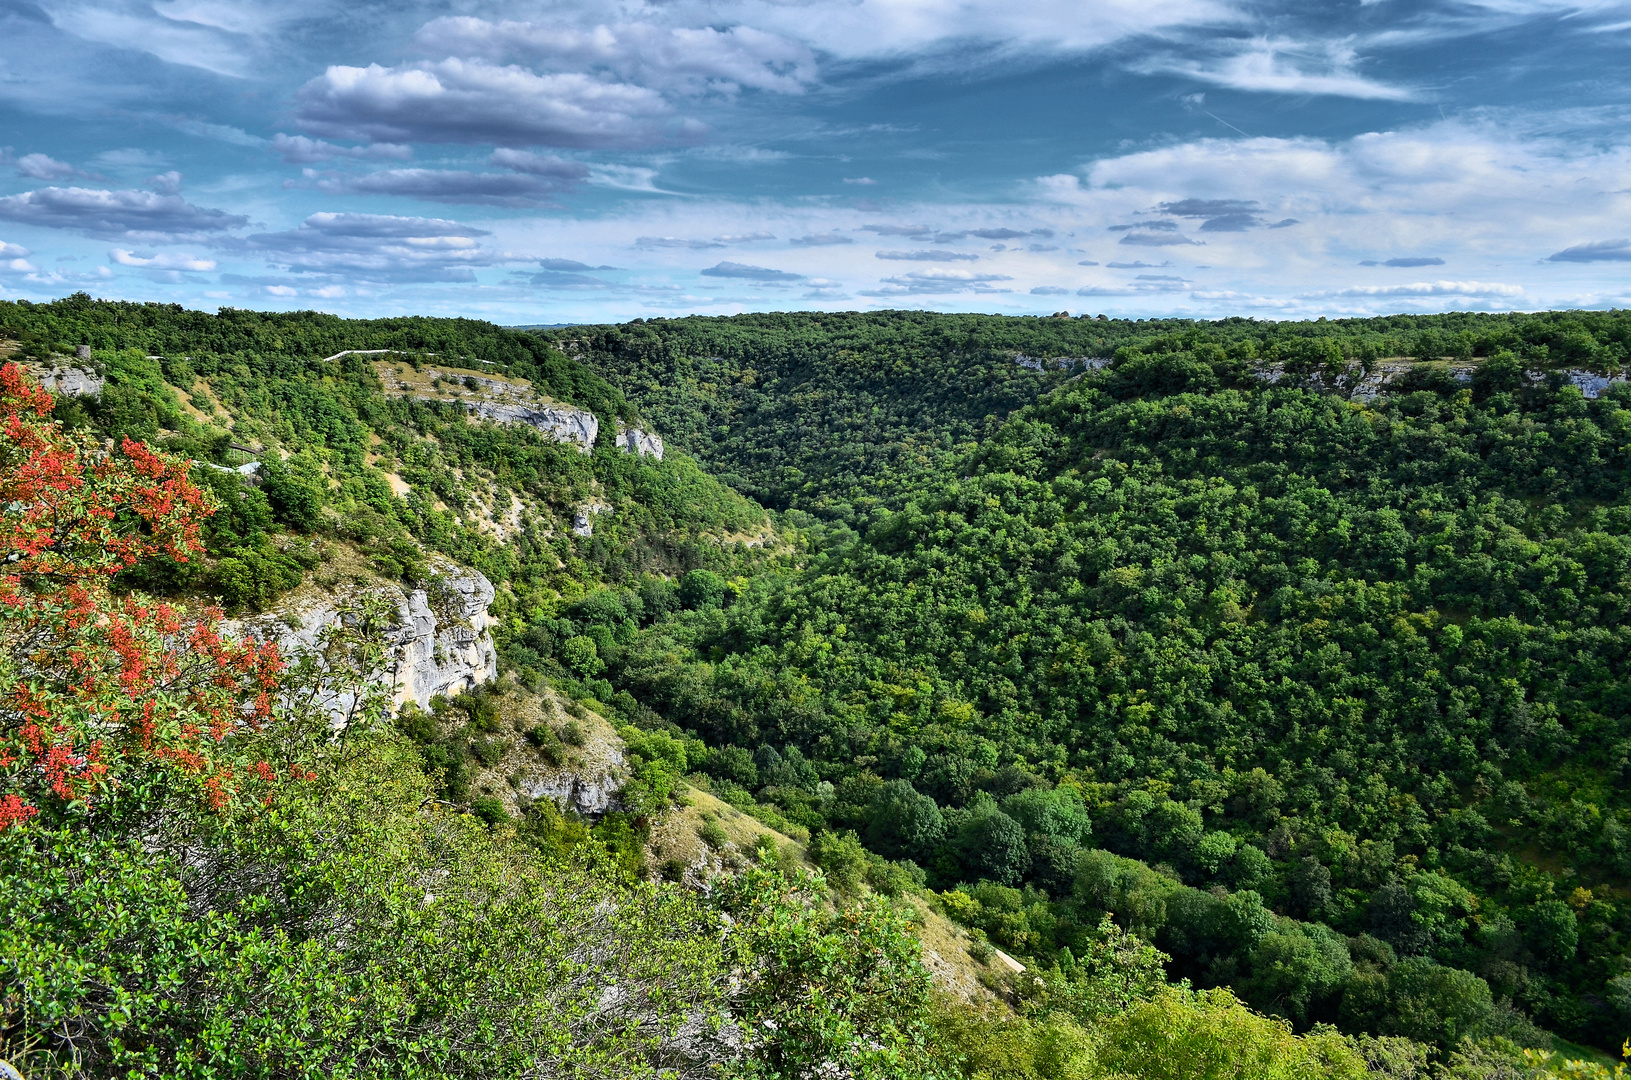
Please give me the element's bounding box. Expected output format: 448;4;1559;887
30;364;104;397
615;426;664;460
523;770;624;817
229;556;498;719
469;401;600;452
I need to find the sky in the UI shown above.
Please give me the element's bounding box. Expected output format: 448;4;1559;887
0;0;1629;324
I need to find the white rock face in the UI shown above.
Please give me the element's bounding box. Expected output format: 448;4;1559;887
1562;369;1624;399
469;401;599;452
615;426;664;460
522;770;624;817
31;364;104;397
615;427;662;459
572;501;609;537
228;556;498;720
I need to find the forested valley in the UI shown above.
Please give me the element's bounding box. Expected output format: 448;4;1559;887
5;293;1631;1078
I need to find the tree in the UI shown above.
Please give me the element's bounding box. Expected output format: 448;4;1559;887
1241;923;1353;1023
0;362;285;830
1340;957;1494;1049
957;797;1029;886
1094;987;1367;1080
713;862;936;1079
867;779;945;862
1001;784;1091;846
679;568;726;609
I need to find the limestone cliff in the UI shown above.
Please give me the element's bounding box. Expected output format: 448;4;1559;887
229;554;497;716
615;425;664;460
470;400;599;452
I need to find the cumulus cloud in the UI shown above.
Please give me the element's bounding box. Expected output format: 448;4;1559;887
1030;285;1071;295
273;134;412;165
16;153;80;180
238;212;500;283
0;186;247;242
876;249;981;261
413;18;817;96
295;59;677;148
146;171;183;195
1548;239;1631;263
700;261;803;281
109;248;216;270
714;232;777;242
791;232;855;245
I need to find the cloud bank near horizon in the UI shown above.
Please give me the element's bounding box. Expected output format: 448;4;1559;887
2;0;1630;319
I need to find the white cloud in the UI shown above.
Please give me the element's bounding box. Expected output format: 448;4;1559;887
16;153;79;180
273;134;413;165
37;0;262;76
146;171;183;195
700;261;803;280
414;18;817;96
295;59;678;148
638;236;725;249
721;0;1238;64
109;248;217;270
876;249;981;261
1038;120;1631;287
238;212;505;283
1307;280;1524;297
0;242;31;258
0;186;247;241
866;267;1014;295
1134;36;1416;100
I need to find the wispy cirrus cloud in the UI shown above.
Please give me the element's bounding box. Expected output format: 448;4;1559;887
414;18;818;96
1548;238;1631;262
1133;36;1415;100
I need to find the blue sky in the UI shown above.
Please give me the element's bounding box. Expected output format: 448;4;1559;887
1;0;1629;322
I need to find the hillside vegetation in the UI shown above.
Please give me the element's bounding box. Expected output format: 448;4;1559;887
4;295;1631;1078
555;308;1631;1056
